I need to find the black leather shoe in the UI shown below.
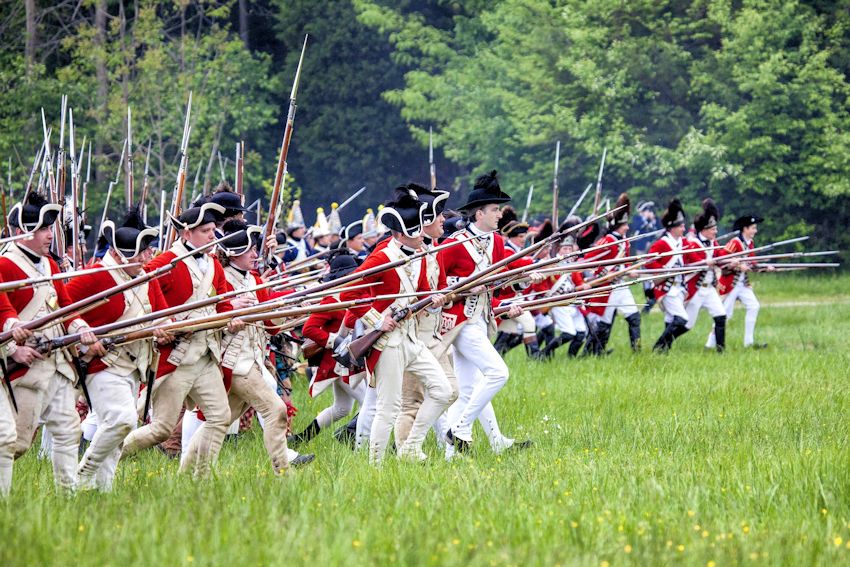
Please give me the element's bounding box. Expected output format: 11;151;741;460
333;426;355;447
290;453;315;467
510;439;534;450
446;429;471;454
752;342;768;350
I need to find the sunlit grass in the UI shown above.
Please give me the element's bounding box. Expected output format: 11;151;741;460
2;274;849;566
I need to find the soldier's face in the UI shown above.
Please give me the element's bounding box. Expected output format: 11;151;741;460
742;224;757;239
19;226;53;256
348;234;364;252
397;231;424;249
670;224;685;238
185;223;216;248
424;213;444;239
476;204;502;232
702;226;718;239
231;246;258;271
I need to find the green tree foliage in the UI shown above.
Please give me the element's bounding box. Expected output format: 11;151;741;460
356;0;850;256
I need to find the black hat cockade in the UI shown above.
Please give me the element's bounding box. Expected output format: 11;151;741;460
171;202;226;231
459;170;511;212
694;198;720;233
217;219;261;257
378;192;427;238
607;193;631;230
8;192;62;232
732;214;763;232
661;198;687;229
100;206;159;259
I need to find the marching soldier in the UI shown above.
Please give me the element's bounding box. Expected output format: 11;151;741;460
290;253;367;447
491;206;542;358
682;199;728;353
0;291;23;496
706;214;772;349
646;199;690;352
66;207;170;491
438;171;539;455
583;193;641;354
121;202;250;478
215;219;296;474
339;220;367;258
0;193;101;490
340;192;453;464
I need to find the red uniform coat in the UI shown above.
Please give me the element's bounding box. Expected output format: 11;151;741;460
302;295;347;395
143;249;233;377
340;239;431;370
646;234;686;300
438;229;525;329
682;235;727;300
583;233;629;315
65;263;169;375
0;251;87;381
717;236;754;296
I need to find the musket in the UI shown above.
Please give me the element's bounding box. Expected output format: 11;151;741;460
22;138;45;203
140;139;152;222
164;91;193;250
705;236;810;268
0;263;141;293
731;250;837;263
217;151;226;183
190;162;202;205
92;139;127;259
234;141;244;195
81;141;92;234
347;210;621;360
264;35;308;265
0;233;230;348
337;186;366;213
591;147;607;217
68;108;81;268
551;141;560;227
429;126;436;190
756;262;839;270
126;106;134;207
157;189;166;249
522;185;533;223
567;183;593;220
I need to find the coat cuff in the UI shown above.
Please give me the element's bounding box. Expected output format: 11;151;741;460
360;308;382;330
67;319;89;335
324;332;338;349
2;318;20;333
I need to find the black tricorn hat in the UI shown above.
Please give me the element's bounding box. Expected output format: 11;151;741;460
378;192;427;238
661;198;687;229
733;214;763;232
498;206;529;238
533;219;554;244
217;219;260;257
8;192;62;232
577;222;601;250
340;220;364;244
321;252;361;283
171;202;226;231
694;198;720;232
100;205;159;258
607;193;631;229
394;183;449;226
211;189;247;216
459;170;511;212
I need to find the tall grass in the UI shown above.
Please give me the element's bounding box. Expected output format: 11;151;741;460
2;274;849;566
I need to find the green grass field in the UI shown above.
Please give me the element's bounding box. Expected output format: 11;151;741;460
2;273;849;566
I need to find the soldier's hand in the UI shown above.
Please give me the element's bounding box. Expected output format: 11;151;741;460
469;285;486;295
10;323;32;345
11;346;43;366
528;271;545;284
87;340;108;358
577;283;591;291
507;304;524;318
153;327;174;345
379;314;397;332
230;297;256;311
227;318;247;333
429;293;447;308
739;263;751;272
80;328;99;346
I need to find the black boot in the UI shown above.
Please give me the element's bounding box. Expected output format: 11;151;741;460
493;332;512;355
590;322;613;356
537;324;555;348
333;414;358;447
524;338;544;360
542;333;572;359
626;312;642;352
653;316;688;353
642;285;656;314
567;331;586;357
288;418;321;447
713;315;726;353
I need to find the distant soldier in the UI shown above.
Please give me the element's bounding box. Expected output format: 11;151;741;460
646;199;690;353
